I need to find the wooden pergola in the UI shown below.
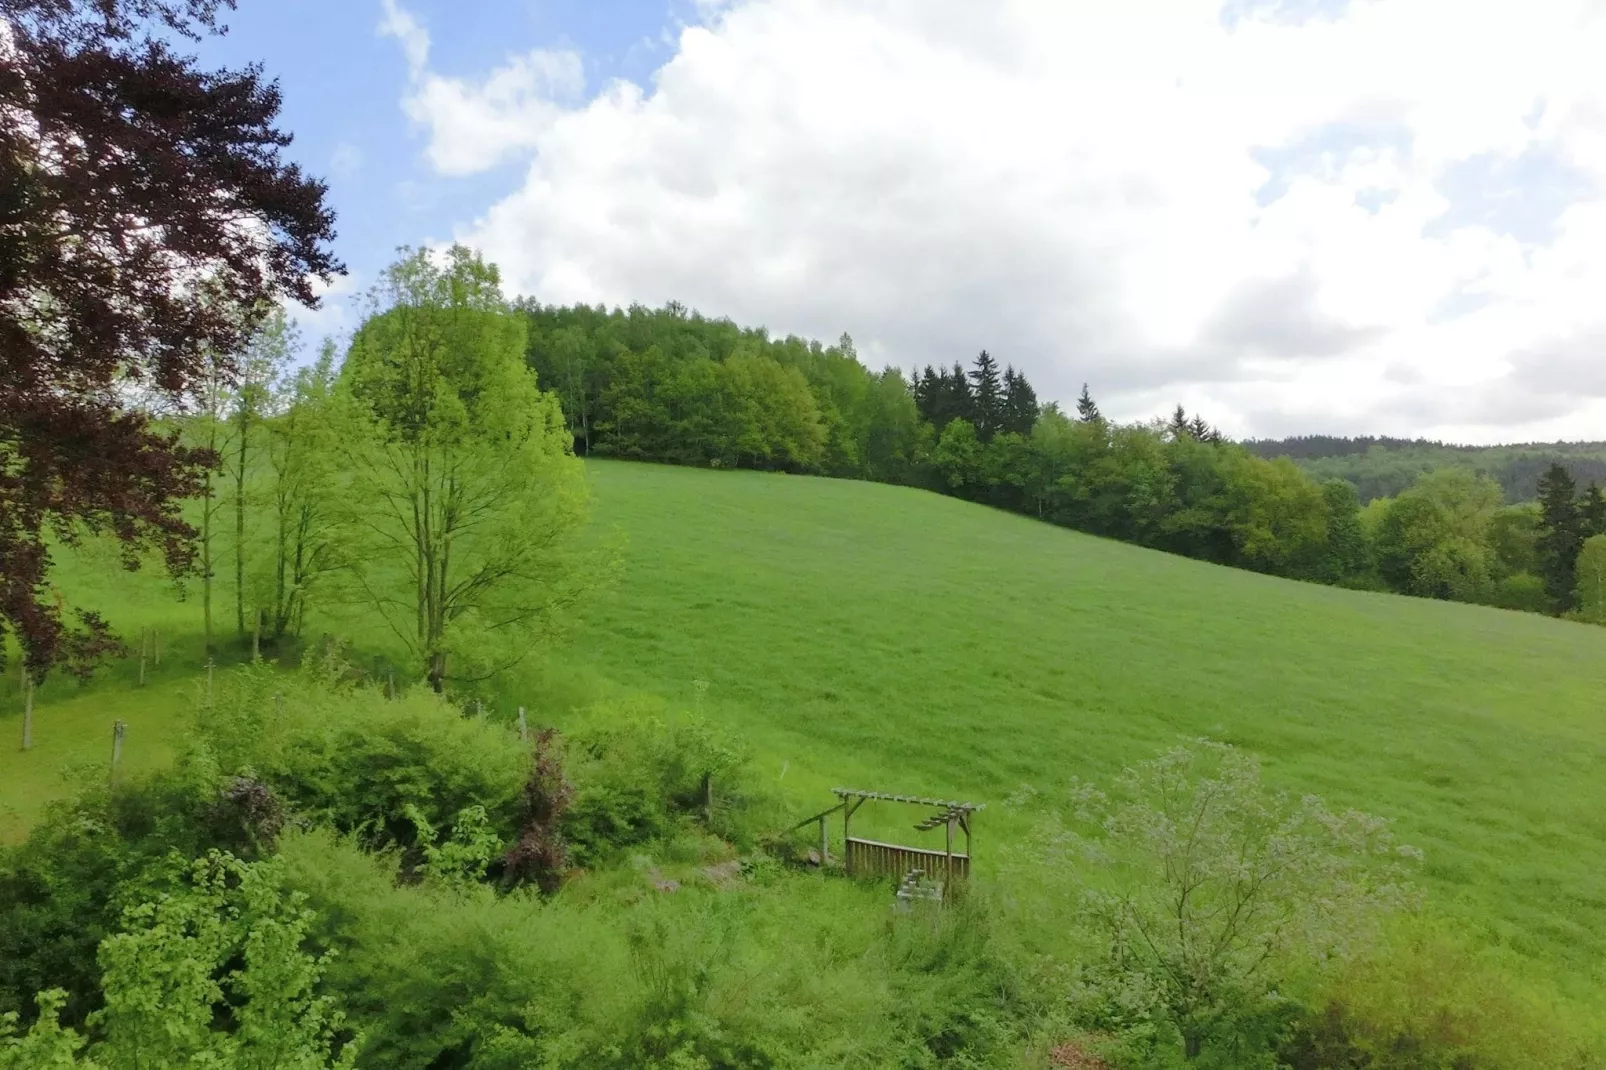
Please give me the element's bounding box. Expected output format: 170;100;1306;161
794;788;983;887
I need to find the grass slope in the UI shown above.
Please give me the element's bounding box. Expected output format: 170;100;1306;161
529;459;1606;995
5;457;1606;1004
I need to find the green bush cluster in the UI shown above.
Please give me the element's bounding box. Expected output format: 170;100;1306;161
5;666;1602;1068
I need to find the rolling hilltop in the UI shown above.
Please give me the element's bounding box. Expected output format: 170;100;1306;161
1245;434;1606;503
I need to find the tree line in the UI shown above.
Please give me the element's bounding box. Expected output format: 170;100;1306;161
1247;436;1606;504
519;299;1606;622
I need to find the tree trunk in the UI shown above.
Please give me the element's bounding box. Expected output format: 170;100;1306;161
20;672;33;751
235;408;248;639
201;467;215;655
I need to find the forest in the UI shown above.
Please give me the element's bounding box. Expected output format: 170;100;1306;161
519;299;1606;624
1243;436;1606;504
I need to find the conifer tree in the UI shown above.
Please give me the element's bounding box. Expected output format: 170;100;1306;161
969;351;1003;439
1001;365;1039;436
1169;404;1191;440
947;361;975;430
1537;462;1583;610
1076;383;1102;423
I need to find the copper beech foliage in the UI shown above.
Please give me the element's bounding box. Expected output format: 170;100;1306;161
0;0;341;676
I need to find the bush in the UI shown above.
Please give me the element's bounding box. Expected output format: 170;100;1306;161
193;659;530;864
561;711;755;866
0;763;279;1029
1484;572;1549;614
1034;740;1421;1065
1280;922;1605;1070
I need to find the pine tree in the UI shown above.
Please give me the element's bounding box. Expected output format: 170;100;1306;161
1001;365;1039;436
1076;383;1101;423
913;365;940;425
1537;462;1583;611
1169;405;1191;440
948;361;976;429
1581;481;1606;538
969;351;1002;440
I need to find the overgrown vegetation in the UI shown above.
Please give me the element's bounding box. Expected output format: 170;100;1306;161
7;664;1596;1066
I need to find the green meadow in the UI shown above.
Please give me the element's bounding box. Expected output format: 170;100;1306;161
6;457;1606;1011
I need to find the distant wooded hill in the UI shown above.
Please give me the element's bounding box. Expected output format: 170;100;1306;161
1242;436;1606;503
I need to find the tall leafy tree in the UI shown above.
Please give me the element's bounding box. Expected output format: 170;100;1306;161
257;341;341;641
968;351;1002;440
230;309;296;642
1574;535;1606;624
0;0;340;678
1314;479;1370;584
1536;463;1583;610
329;246;596;692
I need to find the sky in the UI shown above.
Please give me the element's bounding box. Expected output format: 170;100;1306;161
198;0;1606;443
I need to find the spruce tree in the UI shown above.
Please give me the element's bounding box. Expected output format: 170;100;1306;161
1169;405;1191;440
1076;383;1102;423
1188;414;1213;442
1537;462;1583;610
1582;481;1606;538
913;365;940;425
1002;365;1039;435
948;361;976;429
969;351;1002;440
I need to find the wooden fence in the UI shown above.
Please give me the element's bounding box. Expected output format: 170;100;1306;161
845;837;970;883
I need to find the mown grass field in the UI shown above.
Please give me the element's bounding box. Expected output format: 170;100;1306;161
6;457;1606;1006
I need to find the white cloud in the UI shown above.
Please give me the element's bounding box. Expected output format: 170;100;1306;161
379;0;583;176
378;0;430;71
387;0;1606;442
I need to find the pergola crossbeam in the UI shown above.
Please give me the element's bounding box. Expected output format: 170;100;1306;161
831;788;984;813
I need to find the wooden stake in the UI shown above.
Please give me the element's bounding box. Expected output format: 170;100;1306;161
206;658;215;703
137;628;147;686
517;706;528;742
111;720;126;784
20;671;33;752
153;630;162;667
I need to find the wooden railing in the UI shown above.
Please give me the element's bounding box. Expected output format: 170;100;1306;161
845;837;970;883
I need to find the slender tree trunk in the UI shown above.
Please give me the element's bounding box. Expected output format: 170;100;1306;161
201;466;215;655
234;407;249;639
20;670;32;751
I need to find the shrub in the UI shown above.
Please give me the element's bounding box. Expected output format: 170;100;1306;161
561;712;754;865
193;660;530;863
1036;740;1421;1064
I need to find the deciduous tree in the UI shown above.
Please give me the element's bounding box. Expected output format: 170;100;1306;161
0;0;340;677
329;246;596;692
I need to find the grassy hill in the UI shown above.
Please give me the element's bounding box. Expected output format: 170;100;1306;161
7;457;1606;1006
526;461;1606;995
